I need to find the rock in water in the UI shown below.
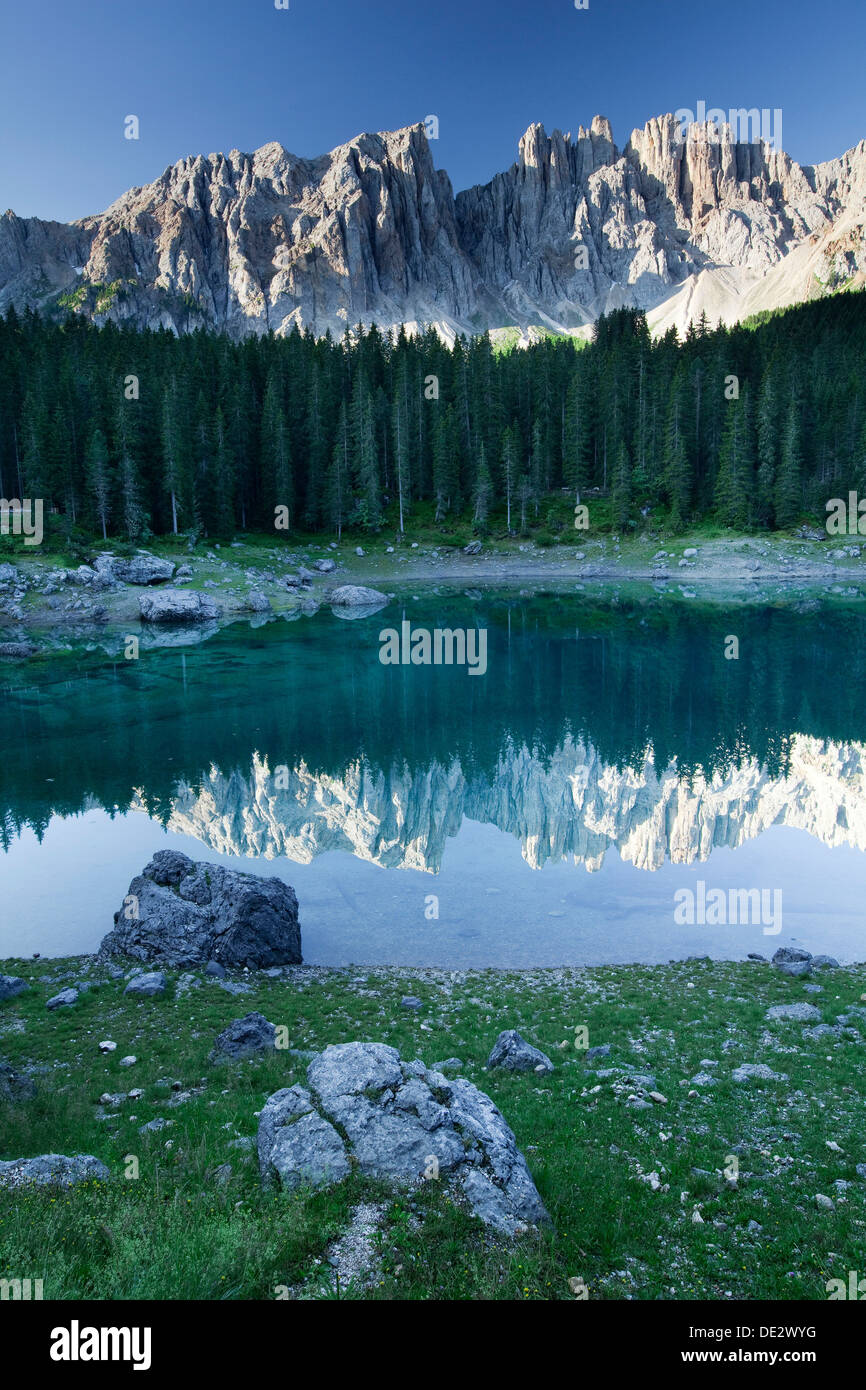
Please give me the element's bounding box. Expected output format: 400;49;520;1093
139;589;221;623
257;1042;550;1237
99;849;302;968
487;1029;554;1074
329;584;388;607
0;1154;110;1188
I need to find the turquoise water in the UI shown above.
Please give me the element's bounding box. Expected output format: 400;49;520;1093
2;592;866;965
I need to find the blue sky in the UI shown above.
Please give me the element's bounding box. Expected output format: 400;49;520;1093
2;0;864;222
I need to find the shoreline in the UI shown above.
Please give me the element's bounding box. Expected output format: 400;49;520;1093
2;530;866;649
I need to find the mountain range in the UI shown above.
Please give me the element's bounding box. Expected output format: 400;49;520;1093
2;113;864;343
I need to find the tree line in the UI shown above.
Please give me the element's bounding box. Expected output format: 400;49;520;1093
0;291;864;543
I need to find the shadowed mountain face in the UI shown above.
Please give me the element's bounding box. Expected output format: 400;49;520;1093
3;596;866;876
2;115;864;341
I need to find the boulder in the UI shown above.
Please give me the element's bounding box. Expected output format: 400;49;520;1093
244;590;271;612
463;540;482;555
257;1042;550;1236
210;1011;277;1063
811;955;841;969
123;971;167;999
99;850;301;969
765;1002;821;1022
732;1063;788;1083
46;988;79;1010
772;946;812;976
95;552;175;585
313;558;337;572
0;1154;110;1189
0;974;28;1002
0;1059;35;1102
139;589;221;623
329;584;388;608
487;1029;554;1074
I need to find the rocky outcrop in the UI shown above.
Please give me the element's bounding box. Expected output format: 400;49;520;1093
257;1041;550;1236
139;589;221;623
99;849;302;968
2;116;863;341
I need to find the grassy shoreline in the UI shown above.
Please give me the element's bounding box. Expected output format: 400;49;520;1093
3;526;866;641
2;953;865;1301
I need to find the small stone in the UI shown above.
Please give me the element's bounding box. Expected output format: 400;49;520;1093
400;996;424;1012
815;1194;835;1211
648;1091;668;1104
119;1056;137;1067
98;1040;117;1053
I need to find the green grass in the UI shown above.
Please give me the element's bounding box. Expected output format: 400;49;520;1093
1;955;865;1300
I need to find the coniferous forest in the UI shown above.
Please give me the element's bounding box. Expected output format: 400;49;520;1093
0;291;864;544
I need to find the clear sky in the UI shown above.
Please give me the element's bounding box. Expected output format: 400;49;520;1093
2;0;864;223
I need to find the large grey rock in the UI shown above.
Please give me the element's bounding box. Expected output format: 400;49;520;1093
487;1030;554;1074
329;584;388;607
123;971;167;999
0;974;28;1003
732;1063;788;1083
257;1042;550;1236
139;589;221;623
811;955;841;969
0;1154;110;1189
210;1011;277;1062
94;552;175;585
765;1002;821;1022
0;1059;35;1102
46;988;79;1010
772;947;812;975
99;850;301;968
313;558;337;572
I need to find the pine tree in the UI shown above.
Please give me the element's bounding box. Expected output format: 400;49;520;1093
775;402;803;528
85;427;111;539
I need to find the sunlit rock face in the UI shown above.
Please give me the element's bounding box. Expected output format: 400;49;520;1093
135;735;866;875
2;116;864;339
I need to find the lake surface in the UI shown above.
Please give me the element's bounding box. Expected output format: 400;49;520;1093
2;591;866;966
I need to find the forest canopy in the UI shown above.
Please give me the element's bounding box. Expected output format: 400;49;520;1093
0;291;864;543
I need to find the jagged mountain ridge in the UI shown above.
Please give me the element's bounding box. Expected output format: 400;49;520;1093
2;114;864;341
132;734;866;875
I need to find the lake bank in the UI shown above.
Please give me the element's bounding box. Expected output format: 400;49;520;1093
3;529;866;647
